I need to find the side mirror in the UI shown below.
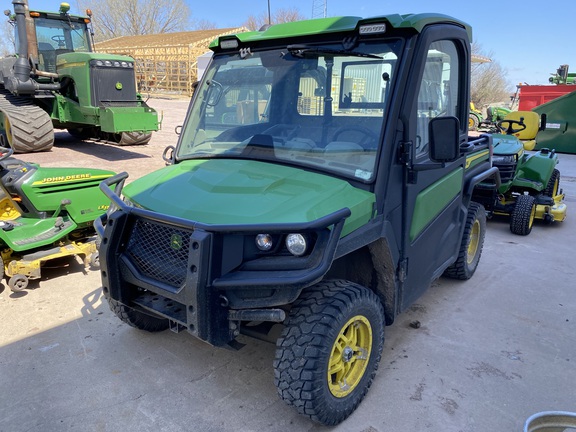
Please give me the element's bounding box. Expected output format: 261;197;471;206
429;116;460;162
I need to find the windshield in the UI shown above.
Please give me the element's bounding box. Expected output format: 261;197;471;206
177;40;402;181
22;17;91;72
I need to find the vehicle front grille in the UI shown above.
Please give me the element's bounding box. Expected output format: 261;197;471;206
493;161;517;183
125;218;192;288
90;66;139;107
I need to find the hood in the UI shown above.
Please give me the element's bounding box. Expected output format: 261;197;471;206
491;134;524;156
124;159;376;236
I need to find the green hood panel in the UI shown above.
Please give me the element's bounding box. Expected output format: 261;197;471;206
492;134;523;155
125;159;375;236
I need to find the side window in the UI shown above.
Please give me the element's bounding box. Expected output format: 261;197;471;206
415;40;460;157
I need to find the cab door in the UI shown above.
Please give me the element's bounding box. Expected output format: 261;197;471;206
399;26;471;308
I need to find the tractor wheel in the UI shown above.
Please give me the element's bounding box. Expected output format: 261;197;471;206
116;132;153;146
8;274;29;292
274;280;385;426
510;194;536;235
468;114;480;131
544;169;560;197
0;92;54;153
107;297;169;332
444;202;486;280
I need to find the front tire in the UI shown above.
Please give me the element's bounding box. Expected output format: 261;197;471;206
274;280;385;425
510;194;536;235
444;202;486;280
107;297;169;332
544;169;560;197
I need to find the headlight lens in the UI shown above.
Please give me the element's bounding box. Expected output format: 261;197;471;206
492;154;516;164
286;233;307;256
255;234;273;251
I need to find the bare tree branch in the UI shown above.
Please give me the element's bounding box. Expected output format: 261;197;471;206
244;7;306;31
78;0;192;41
471;42;512;109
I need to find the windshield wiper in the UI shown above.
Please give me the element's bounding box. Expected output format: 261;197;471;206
287;44;382;59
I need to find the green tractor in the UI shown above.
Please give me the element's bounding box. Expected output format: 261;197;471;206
484;110;566;235
469;103;512;133
479;105;511;132
0;0;159;152
0;146;115;291
468;102;483;131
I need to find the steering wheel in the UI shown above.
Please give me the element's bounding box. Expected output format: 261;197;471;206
51;35;66;47
497;118;527;135
261;124;301;144
331;125;378;148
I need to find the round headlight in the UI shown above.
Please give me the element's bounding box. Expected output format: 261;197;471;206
255;234;273;251
286;233;307;256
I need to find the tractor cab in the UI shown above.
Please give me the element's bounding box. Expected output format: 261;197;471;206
11;2;93;74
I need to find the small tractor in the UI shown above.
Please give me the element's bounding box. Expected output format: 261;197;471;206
481;110;566;235
0;0;159;153
0;146;115;292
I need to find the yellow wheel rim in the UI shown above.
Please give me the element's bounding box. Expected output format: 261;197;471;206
328;315;372;398
467;219;481;265
4;117;13;147
528;204;536;229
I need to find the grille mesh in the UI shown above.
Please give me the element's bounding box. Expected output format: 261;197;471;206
493;162;517;183
125;219;192;287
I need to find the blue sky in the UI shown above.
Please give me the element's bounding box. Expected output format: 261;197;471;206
43;0;569;89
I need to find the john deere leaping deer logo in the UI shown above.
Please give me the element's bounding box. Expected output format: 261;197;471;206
170;234;183;250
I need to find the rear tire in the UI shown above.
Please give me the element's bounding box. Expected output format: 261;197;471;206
468;114;480;131
0;92;54;153
274;280;385;426
107;297;169;332
510;194;536;235
444;202;486;280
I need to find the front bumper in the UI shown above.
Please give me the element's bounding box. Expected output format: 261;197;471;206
95;172;350;346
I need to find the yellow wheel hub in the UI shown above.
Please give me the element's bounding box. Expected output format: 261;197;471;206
467;219;481;265
328;315;372;398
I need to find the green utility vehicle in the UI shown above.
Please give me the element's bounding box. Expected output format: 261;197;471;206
484;111;566;235
0;146;114;291
0;0;158;152
96;14;499;425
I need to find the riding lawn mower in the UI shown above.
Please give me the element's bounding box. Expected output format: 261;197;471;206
479;110;567;235
0;146;115;292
